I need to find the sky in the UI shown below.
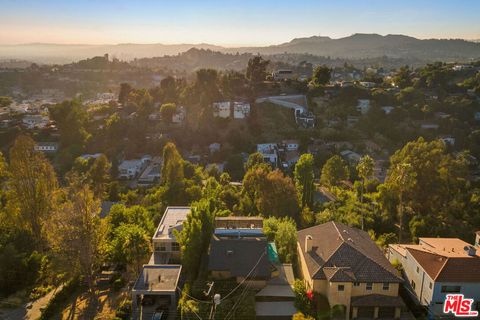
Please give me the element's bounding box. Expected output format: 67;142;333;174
1;0;479;46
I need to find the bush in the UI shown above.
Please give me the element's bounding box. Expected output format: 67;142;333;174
112;277;125;291
115;299;131;320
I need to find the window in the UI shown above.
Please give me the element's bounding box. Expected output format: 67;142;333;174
353;282;360;287
366;282;373;291
416;266;420;273
441;286;461;293
172;242;180;252
338;285;345;291
411;280;416;290
383;282;390;290
155;243;166;252
429;282;433;290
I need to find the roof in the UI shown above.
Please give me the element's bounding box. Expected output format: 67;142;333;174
208;236;271;278
351;294;406;307
132;264;181;293
255;285;295;298
298;221;402;283
153;207;190;240
255;301;297;317
395;238;480;283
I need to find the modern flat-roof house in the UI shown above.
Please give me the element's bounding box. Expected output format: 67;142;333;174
257;143;278;166
152;207;190;264
297;222;409;320
213;101;231;118
233;101;250;119
388;237;480;318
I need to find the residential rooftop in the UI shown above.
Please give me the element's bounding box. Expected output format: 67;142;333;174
153;206;190;240
132;264;181;293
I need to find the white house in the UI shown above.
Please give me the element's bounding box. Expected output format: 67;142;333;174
257;143;278;166
357;99;371;115
118;159;144;180
152;207;191;263
213;101;231;118
388;237;480;318
34;142;59;154
22;114;49;129
272;69;295;81
282;140;299;151
172;106;186;124
439;135;455;146
233;102;250;119
209;142;221;154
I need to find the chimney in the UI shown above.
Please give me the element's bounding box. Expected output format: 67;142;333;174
305;235;313;253
464;245;477;257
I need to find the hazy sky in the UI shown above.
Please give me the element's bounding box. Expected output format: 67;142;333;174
1;0;479;46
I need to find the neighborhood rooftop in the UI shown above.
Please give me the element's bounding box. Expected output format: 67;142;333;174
153;206;190;240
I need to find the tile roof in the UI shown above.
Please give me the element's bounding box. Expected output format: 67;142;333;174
208;236;272;279
298;221;402;283
395;237;480;282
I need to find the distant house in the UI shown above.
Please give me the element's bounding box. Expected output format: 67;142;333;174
22;114;49;129
257;143;278;166
118;157;149;180
381;106;395;115
172;106;186;124
359;81;377;89
298;222;407;320
388;236;480;318
34;142;59;154
209;142;221;154
272;69;295;81
152;207;190;264
420;122;440;130
80;153;103;160
213;101;231;118
438;135;455;146
474;112;480;121
138;156;162;185
340;150;362;163
356;99;371;115
281;139;299;151
233;102;250;119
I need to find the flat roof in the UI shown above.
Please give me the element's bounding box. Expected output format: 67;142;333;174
153;207;190;240
132;264;181;293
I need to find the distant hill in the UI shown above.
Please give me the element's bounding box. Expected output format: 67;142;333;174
1;34;479;64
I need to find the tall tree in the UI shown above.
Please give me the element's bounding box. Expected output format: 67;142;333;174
160;103;177;123
311;65;331;86
50;180;104;291
246;56;269;84
88;154;111;199
8;135;58;248
294;154;315;209
320;155;349;187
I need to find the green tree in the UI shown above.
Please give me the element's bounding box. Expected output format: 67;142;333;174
246;56;269;84
49;100;90;148
88;154;111;199
320;155;349;187
245;152;266;171
311;65;331;86
8;135;58;248
263;217;297;263
111;224;151;275
0;96;13;108
294;154;315;209
118;83;133;104
160;103;177;123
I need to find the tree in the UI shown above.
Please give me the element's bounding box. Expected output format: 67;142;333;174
118;83;133;104
245;152;266;171
174;198;216;280
392;66;412;89
225;154;245;181
8;135;58;248
161;142;184;185
49;100;90;148
111;224;151;275
88;154;111;199
320;155;349;187
263;217;297;263
243;167;300;218
356;155;375;230
246;56;269;84
294;154;315;209
160;103;177;123
311;65;331;86
49;181;104;291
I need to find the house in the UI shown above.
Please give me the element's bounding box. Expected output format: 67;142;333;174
340;150;362;164
209;142;221;154
272;69;295;81
297;222;407;320
420;122;440;130
233;102;250;119
138;156;162;186
388;237;480;318
208;217;273;288
474;112;480;121
80;153;103;160
357;99;371;115
172;106;186;124
213;101;231;118
131;264;182;314
152;207;190;264
34;142;59;154
22;114;49;129
359;81;377;89
281;139;299;151
381;106;395;115
438;135;455;146
257;143;278;166
118;158;147;180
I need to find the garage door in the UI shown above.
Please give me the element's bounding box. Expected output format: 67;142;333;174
378;307;395;318
357;306;375;318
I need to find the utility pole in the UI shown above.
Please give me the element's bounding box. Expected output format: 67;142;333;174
209;293;221;320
